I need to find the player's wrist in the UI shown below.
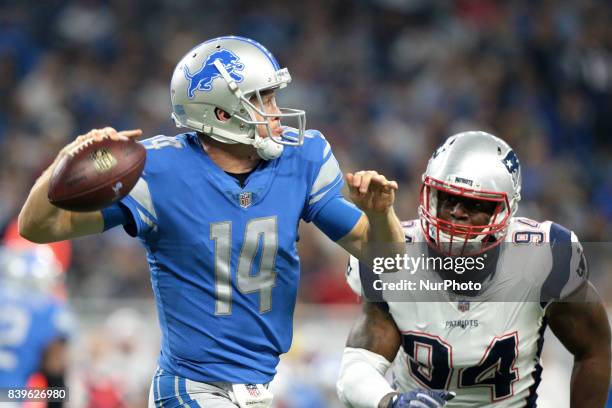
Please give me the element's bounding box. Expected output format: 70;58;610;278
364;206;394;220
365;208;403;242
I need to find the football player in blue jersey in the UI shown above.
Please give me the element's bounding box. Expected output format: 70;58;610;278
0;245;71;406
18;36;404;407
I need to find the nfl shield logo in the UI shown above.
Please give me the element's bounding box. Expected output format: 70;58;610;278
458;300;470;312
246;384;260;398
239;192;252;208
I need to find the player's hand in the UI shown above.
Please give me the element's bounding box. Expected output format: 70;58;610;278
347;170;398;215
388;389;455;408
56;127;142;163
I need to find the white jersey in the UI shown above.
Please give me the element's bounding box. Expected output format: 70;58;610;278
347;218;587;408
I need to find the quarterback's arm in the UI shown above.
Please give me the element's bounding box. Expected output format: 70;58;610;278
18;128;141;243
337;171;404;258
337;301;402;408
547;283;611;408
19;162;104;243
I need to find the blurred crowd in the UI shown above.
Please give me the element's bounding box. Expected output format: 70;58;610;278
1;0;611;300
1;1;611;407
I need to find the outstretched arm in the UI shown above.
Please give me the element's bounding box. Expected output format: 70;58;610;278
19;127;141;243
547;283;611;408
337;170;404;259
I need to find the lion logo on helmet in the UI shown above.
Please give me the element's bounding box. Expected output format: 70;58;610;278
183;49;245;99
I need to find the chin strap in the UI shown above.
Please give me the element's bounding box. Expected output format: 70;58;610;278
254;137;283;160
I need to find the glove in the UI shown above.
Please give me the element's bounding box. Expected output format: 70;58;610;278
389;389;455;408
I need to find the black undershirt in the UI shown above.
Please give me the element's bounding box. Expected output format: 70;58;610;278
226;169;256;188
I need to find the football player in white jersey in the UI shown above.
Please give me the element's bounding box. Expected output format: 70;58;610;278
337;131;611;408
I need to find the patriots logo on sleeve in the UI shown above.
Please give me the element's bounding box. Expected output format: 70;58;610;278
183;49;245;98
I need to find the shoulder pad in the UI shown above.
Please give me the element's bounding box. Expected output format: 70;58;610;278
290;128;330;163
541;222;587;301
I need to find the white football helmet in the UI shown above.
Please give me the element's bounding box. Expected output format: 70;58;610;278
419;131;522;255
170;36;306;160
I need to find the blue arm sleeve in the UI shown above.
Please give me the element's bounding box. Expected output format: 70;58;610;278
312;194;362;242
102;203;131;231
101;202;135;233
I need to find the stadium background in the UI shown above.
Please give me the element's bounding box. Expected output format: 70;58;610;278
1;0;611;406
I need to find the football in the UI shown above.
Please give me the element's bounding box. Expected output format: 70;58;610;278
48;137;146;212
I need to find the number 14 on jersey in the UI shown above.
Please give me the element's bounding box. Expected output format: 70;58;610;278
210;216;278;315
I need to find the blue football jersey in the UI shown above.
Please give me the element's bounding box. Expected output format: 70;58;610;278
111;130;359;383
0;289;70;387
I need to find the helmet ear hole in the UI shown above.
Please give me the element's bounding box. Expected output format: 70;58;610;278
214;108;232;122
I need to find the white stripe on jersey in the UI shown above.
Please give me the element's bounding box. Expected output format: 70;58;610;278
323;140;331;158
130;178;158;221
309;175;342;205
137;209;157;231
310;154;341;199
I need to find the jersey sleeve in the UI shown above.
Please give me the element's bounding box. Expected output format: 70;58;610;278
101;176;158;238
102;135;188;238
101;202;130;231
562;230;588;298
312;194;362;242
302;130;360;226
541;223;588;301
118;177;158;238
103;139;163;237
